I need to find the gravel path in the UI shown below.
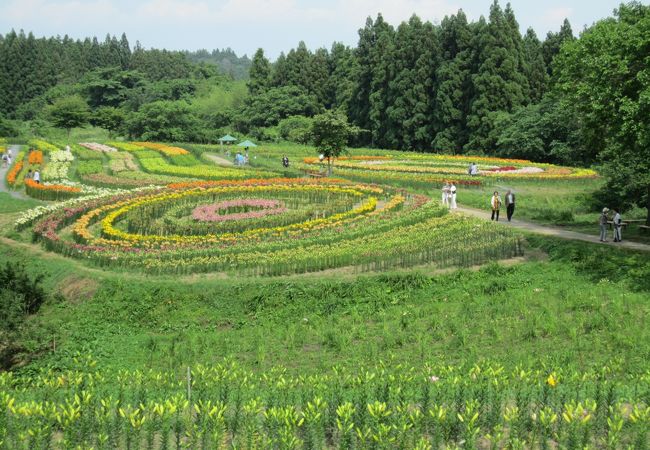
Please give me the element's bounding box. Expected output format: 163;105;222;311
0;145;30;200
455;205;650;252
203;153;234;166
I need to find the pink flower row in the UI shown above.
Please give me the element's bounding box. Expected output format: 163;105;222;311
192;199;287;222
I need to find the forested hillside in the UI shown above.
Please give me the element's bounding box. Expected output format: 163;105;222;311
183;48;252;79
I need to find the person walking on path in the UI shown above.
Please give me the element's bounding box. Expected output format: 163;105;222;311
505;190;516;222
449;183;457;209
441;182;449;207
491;191;501;221
599;208;609;242
33;169;40;184
613;208;623;242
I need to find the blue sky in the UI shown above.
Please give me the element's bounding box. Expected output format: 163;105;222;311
0;0;624;59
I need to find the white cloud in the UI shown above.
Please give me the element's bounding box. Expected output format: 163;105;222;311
542;6;573;25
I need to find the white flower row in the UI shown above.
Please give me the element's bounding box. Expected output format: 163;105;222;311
79;142;118;153
14;185;161;229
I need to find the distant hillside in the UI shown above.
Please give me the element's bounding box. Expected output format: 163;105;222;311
183;48;251;80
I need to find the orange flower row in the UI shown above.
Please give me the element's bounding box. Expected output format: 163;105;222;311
7;161;23;186
133;142;189;156
28;150;43;165
25;179;81;193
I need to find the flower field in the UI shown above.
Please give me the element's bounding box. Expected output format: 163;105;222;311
1;359;648;449
16;176;520;275
299;154;597;188
108;142;276;180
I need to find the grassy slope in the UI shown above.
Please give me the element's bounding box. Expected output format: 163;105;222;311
2;208;648;377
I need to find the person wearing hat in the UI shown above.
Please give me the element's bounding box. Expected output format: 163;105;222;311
599;208;609;242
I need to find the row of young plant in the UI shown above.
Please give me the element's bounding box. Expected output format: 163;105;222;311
1;358;648;449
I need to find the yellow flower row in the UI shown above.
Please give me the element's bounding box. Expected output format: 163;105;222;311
98;186;376;244
68;184;382;248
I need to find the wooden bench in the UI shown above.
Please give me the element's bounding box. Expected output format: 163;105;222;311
639;224;650;233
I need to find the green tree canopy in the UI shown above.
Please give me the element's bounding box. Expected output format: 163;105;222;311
311;110;358;174
45;95;90;141
126;100;199;142
555;2;650;221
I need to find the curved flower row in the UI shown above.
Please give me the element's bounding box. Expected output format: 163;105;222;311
6;159;23;186
19;178;521;275
25;179;82;200
304;154;598;182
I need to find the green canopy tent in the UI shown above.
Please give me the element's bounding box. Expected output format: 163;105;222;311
237;140;257;151
218;134;237;150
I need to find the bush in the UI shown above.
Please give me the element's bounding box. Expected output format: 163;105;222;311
0;262;47;369
278;115;313;143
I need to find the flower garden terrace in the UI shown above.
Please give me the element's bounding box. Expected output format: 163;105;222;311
297;154;598;189
16;177;522;276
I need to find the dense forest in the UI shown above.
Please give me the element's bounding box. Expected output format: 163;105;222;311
0;2;648;213
183;48;251;80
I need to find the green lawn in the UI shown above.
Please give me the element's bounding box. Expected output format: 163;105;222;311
3;234;648;377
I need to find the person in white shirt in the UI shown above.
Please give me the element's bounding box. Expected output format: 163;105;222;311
33;170;40;184
449;183;457;209
491;191;501;221
612;208;623;242
441;183;449;207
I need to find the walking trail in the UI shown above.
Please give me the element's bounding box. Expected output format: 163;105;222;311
455;205;650;252
203;153;234;166
0;145;30;201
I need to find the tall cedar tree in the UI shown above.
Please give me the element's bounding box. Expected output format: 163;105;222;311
248;48;271;95
326;43;357;111
367;15;395;148
465;1;528;152
542;18;574;77
432;10;473;152
522;28;548;103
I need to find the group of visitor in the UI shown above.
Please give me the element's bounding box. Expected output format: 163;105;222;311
234;151;249;166
282;155;290;168
599;207;623;242
490;190;516;222
25;168;40;183
441;182;457;209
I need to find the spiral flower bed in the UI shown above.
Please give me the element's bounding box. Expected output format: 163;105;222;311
17;178;522;276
